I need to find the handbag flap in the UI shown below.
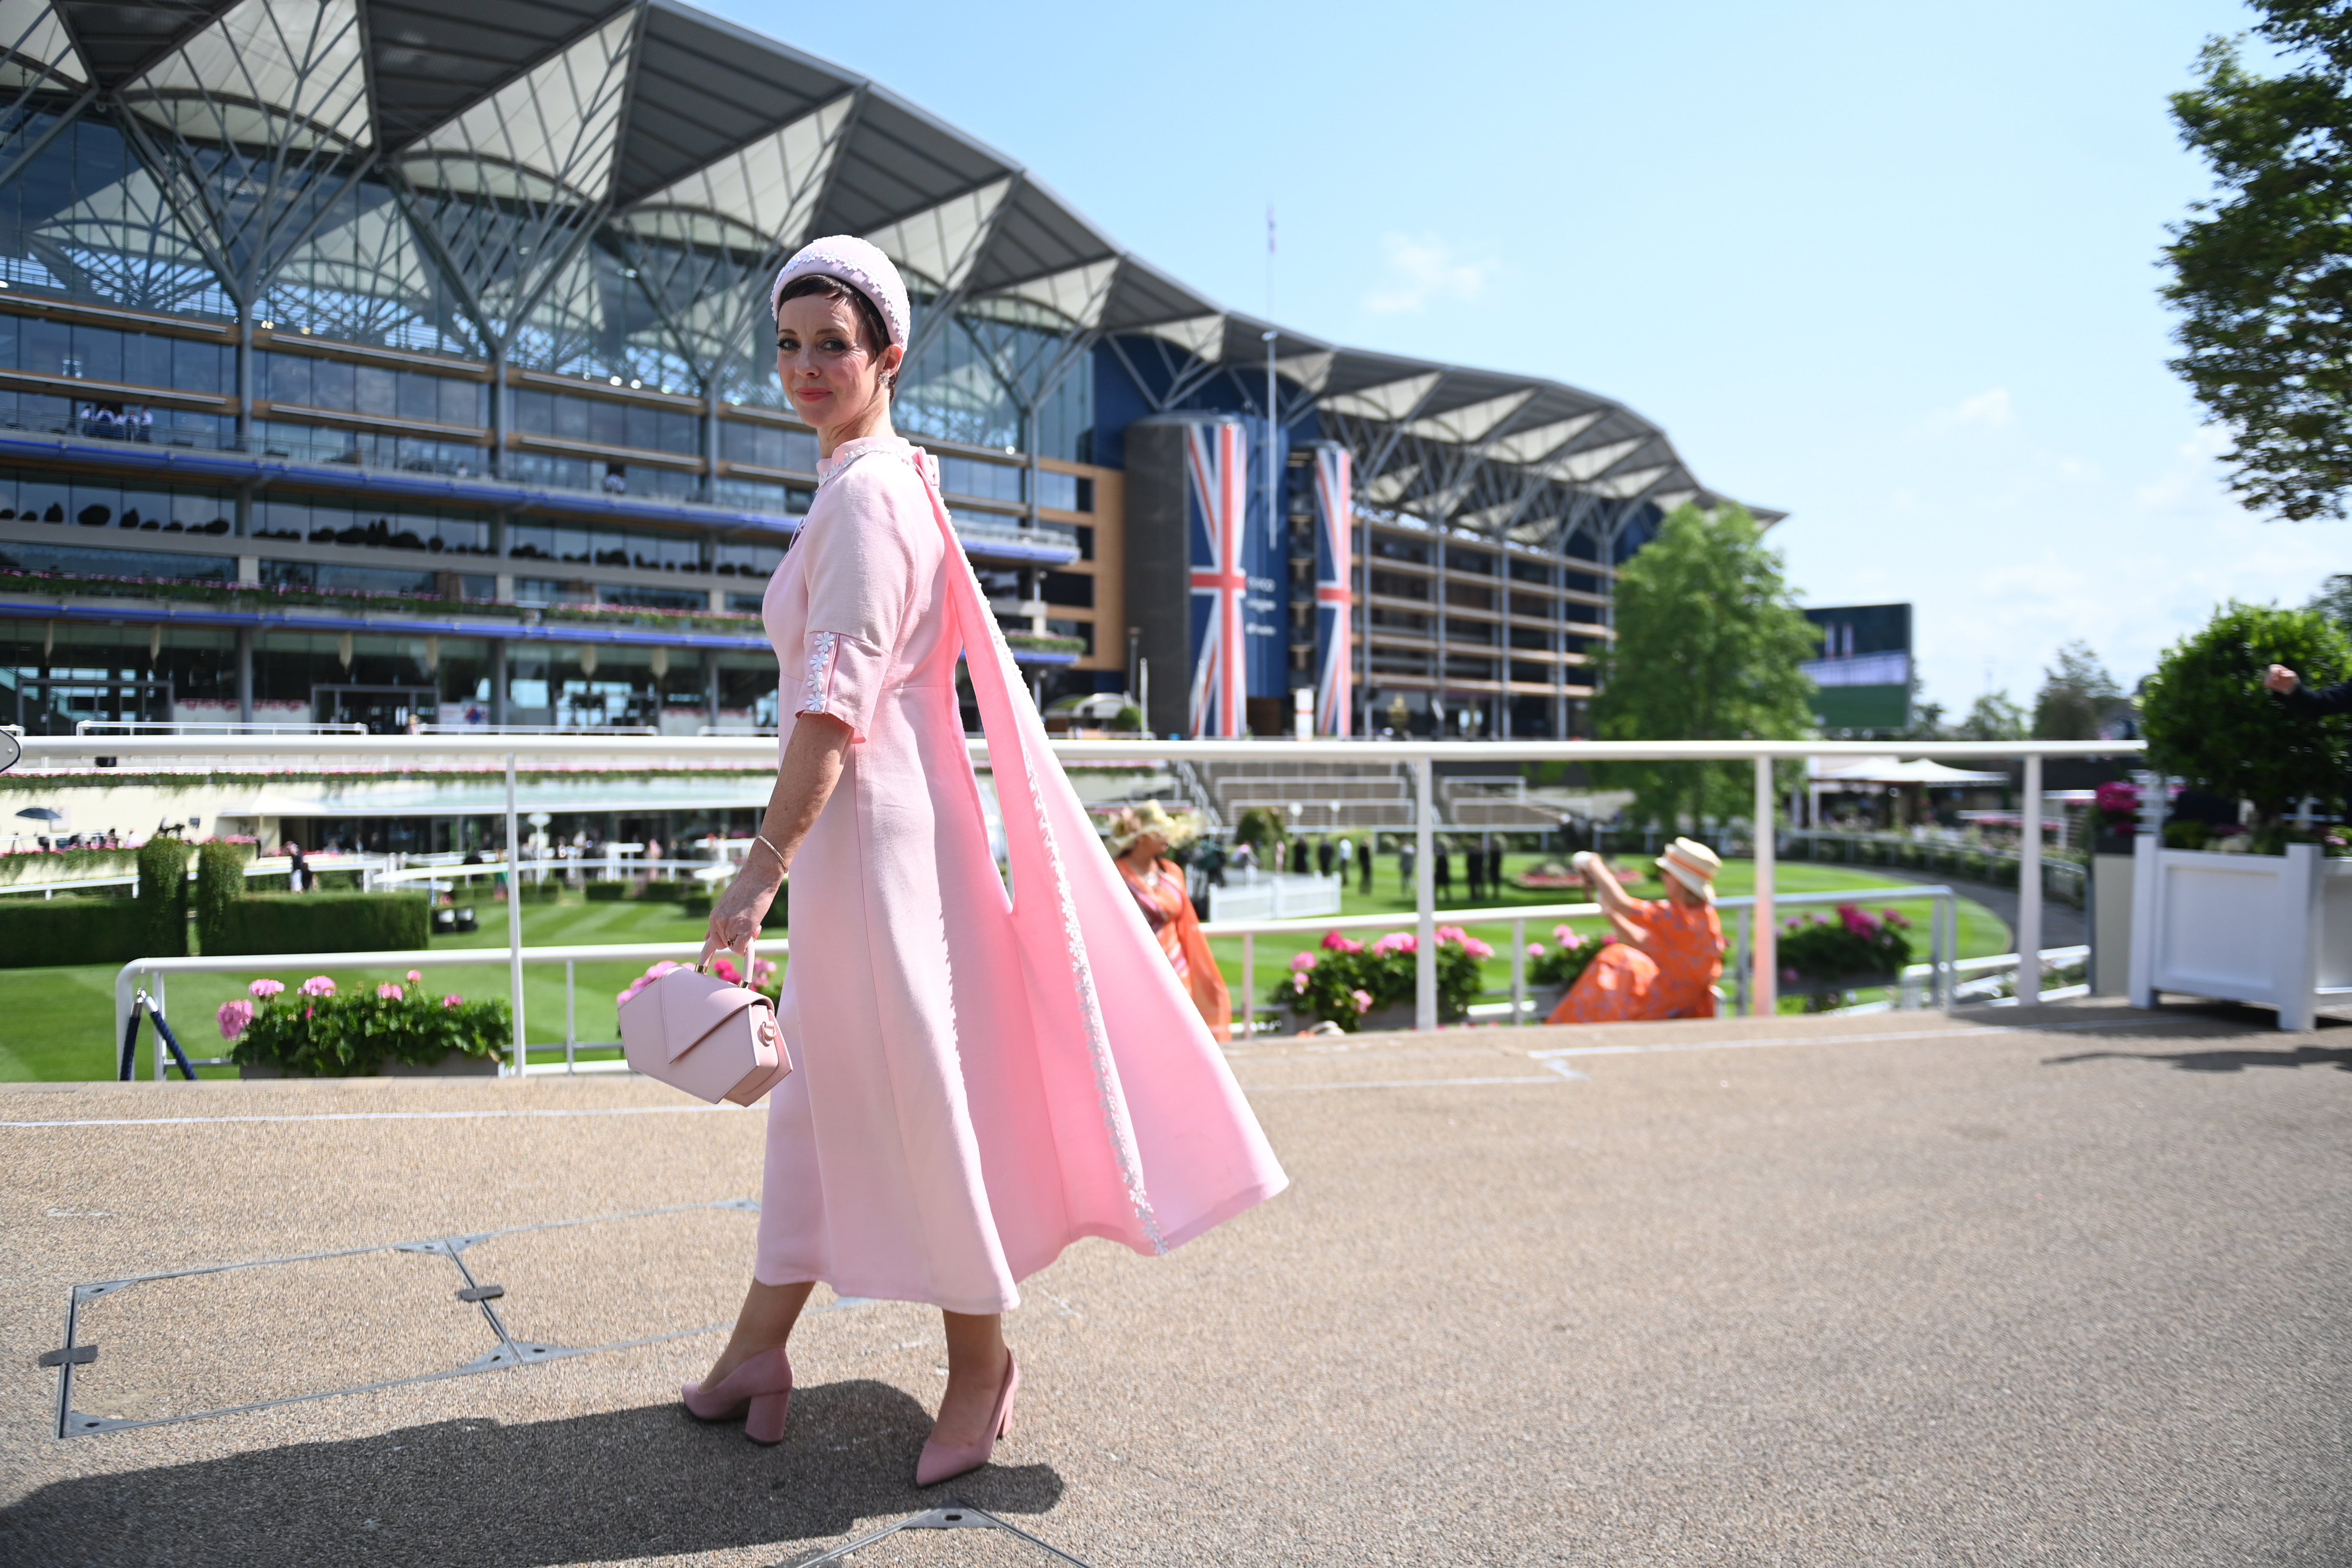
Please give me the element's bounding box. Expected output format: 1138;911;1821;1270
648;968;768;1064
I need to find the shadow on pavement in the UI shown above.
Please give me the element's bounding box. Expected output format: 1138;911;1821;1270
2044;1043;2352;1074
0;1378;1065;1567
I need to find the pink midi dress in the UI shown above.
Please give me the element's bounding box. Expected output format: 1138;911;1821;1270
756;435;1286;1314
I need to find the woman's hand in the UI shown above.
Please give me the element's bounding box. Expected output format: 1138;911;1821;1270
2267;664;2301;694
702;712;851;975
703;855;784;972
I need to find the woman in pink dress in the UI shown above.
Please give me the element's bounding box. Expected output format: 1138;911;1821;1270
683;237;1287;1486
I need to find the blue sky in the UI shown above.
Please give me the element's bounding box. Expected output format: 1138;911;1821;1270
703;0;2339;713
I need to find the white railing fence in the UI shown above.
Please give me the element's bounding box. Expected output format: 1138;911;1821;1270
20;733;2142;1065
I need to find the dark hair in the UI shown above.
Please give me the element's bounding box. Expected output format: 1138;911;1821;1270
776;274;891;360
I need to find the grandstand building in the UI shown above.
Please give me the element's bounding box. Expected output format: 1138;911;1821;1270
0;0;1772;740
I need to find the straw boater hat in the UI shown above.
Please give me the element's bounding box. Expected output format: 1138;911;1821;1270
1657;838;1722;902
1107;801;1201;854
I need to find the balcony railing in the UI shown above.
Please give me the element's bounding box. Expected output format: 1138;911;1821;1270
17;732;2149;1067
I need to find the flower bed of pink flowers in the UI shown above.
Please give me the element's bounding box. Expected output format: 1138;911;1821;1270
1524;923;1613;993
1777;905;1913;1002
1270;926;1493;1031
218;970;509;1076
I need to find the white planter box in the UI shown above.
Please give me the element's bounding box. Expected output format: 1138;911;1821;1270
2128;839;2352;1030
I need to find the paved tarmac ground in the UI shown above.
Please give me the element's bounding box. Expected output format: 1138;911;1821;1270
1;999;2347;1566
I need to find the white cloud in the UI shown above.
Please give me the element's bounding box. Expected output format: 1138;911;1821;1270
1360;232;1497;315
1922;387;2014;433
1790;407;2348;716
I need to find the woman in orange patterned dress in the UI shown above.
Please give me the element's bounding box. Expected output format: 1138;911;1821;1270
1111;803;1231;1042
1546;838;1725;1024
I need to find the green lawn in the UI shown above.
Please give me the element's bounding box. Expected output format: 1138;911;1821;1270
0;856;2009;1081
0;897;721;1084
1205;853;2012;1023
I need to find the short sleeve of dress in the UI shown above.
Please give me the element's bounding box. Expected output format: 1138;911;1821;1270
795;463;917;739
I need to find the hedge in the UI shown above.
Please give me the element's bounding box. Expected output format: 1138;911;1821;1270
207;892;430;956
194;840;245;950
133;837;189;957
0;896;150;967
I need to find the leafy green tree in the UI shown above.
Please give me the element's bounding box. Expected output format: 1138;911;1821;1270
2163;9;2352;519
1957;691;2030;741
1590;503;1818;830
2033;642;2124;739
1902;697;1949;742
2310;571;2352;636
1230;806;1282;849
2142;601;2351;822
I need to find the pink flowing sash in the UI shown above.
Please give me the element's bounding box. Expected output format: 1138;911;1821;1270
869;445;1286;1256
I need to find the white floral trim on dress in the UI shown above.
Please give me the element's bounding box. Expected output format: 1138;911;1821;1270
797;631;839;716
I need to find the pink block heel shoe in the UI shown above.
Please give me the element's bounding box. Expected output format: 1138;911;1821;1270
915;1350;1019;1487
681;1346;793;1444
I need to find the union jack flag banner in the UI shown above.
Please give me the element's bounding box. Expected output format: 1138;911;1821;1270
1184;419;1248;737
1312;444;1353;735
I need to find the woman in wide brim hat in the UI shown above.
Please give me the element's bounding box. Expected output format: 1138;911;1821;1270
1107;802;1230;1043
683;235;1285;1486
1545;837;1726;1025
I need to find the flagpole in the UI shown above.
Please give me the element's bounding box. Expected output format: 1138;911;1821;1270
1263;330;1278;558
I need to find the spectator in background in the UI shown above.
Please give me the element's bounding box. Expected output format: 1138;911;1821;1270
1108;803;1228;1043
1291;836;1310;878
283;841;310;892
1399;838;1416;893
1465;839;1486;903
1547;840;1724;1025
1317;837;1335;877
1434;842;1452;901
1358;836;1374;894
136;407;153;443
1486;839;1505;900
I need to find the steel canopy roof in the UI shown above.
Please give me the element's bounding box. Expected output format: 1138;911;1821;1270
25;0;1775;534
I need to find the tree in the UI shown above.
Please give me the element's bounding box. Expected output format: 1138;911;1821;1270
1590;503;1818;831
2033;642;2123;740
1903;700;1949;742
1957;691;2030;741
2163;8;2352;520
2311;572;2352;637
2141;601;2350;822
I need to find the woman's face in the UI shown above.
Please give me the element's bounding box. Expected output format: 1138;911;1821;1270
1131;832;1168;862
775;293;901;437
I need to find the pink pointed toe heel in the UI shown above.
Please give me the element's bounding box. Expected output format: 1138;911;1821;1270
915;1351;1019;1487
681;1346;793;1444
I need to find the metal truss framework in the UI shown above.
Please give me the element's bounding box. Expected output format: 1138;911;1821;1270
0;0;1766;534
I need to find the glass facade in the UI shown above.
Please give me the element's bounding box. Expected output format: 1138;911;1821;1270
0;0;1705;746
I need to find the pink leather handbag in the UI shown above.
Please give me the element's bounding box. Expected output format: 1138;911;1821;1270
617;964;791;1106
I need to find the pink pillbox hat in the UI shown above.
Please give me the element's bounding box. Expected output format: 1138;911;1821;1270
770;234;911;350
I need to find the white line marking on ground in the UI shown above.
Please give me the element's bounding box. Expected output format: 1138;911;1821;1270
0;1104;735;1130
